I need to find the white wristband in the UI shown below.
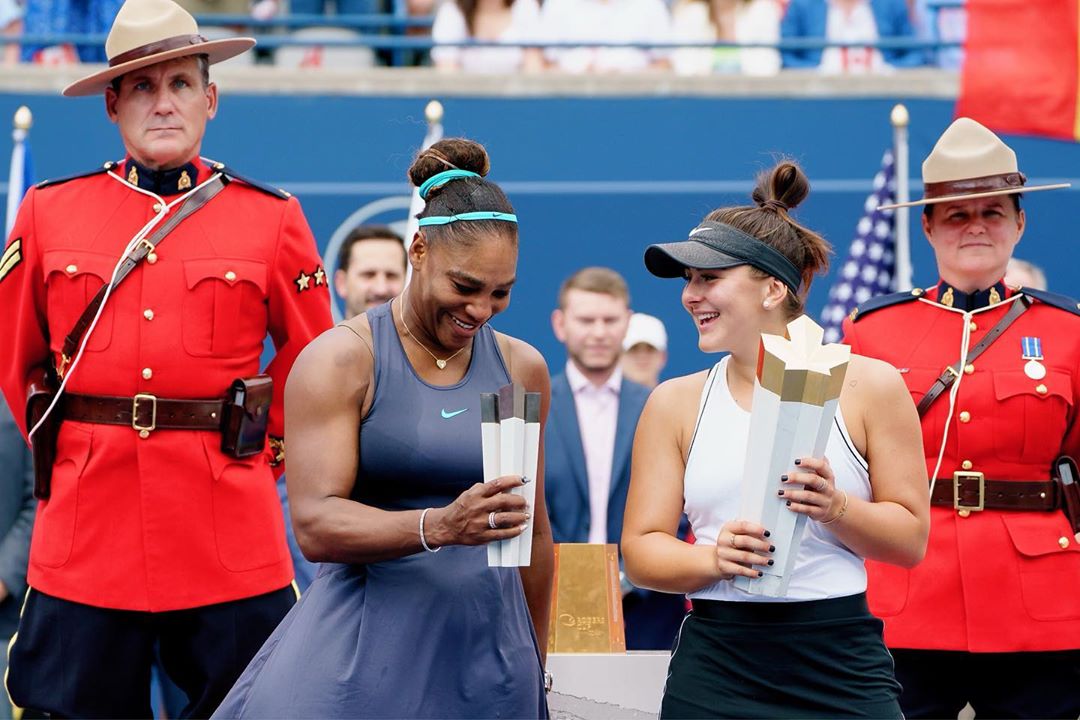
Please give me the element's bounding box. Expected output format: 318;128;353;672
419;507;441;553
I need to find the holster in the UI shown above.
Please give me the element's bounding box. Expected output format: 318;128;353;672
220;375;272;459
25;366;61;500
1055;455;1080;535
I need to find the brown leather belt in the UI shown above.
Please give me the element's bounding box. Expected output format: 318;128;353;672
931;471;1059;512
64;392;224;433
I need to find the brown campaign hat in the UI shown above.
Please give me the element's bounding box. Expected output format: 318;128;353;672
879;117;1070;210
62;0;255;97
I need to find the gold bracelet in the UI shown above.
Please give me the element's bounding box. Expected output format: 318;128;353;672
820;489;849;525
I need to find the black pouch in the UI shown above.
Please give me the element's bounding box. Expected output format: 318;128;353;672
25;366;61;500
220;375;272;459
1055;455;1080;535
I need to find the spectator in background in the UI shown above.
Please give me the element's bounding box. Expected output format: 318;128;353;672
540;0;671;73
0;0;20;65
432;0;544;72
670;0;781;76
20;0;122;64
289;0;387;17
780;0;924;73
621;312;667;389
175;0;281;21
912;0;964;69
334;224;407;318
545;267;687;650
0;402;33;720
1005;257;1048;291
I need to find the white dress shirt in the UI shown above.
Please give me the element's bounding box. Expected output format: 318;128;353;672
565;361;622;544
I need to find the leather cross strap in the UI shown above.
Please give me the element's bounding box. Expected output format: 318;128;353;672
59;175;228;375
930;477;1059;512
64;392;224;430
916;295;1032;418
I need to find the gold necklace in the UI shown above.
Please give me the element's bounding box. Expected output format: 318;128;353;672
398;294;467;370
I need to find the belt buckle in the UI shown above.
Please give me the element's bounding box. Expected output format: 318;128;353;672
132;393;157;438
953;471;985;513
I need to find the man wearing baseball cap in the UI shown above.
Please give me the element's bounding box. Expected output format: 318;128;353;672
620;312;668;389
0;0;331;714
842;118;1080;718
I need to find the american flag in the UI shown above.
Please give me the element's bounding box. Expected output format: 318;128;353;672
819;149;896;343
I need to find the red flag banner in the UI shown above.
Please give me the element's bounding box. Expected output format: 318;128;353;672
956;0;1080;141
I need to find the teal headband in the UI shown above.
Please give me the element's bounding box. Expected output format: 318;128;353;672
418;169;479;199
418;211;518;227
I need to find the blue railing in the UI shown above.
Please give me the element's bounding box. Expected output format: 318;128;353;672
1;10;965;67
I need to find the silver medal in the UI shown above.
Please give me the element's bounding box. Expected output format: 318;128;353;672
1024;359;1047;380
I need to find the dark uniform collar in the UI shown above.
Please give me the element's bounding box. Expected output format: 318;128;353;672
933;279;1010;310
121;157;203;196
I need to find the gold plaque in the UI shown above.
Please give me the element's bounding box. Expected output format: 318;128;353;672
548;543;625;653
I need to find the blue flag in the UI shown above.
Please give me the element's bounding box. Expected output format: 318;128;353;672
6;113;34;240
819;150;897;343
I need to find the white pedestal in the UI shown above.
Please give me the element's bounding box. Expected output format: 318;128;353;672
547;651;670;720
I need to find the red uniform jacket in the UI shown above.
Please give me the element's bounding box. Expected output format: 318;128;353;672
0;158;332;611
843;283;1080;652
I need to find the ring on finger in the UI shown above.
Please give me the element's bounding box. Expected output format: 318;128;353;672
729;533;738;549
488;511;498;530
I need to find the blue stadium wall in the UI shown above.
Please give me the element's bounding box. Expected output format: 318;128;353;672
3;92;1079;380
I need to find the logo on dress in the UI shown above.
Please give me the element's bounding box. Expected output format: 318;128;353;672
441;408;468;419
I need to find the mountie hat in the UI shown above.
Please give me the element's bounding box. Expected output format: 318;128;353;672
879;117;1070;210
62;0;255;97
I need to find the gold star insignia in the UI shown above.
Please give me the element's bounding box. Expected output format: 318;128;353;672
178;170;192;190
127;166;138;185
313;266;326;286
295;270;311;292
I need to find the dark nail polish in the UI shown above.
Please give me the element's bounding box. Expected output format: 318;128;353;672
777;489;784;496
780;474;788;482
794;459;802;465
785;500;792;507
521;475;531;484
757;571;764;577
769;545;776;552
763;530;771;538
767;559;775;566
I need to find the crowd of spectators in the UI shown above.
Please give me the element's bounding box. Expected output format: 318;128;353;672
0;0;964;72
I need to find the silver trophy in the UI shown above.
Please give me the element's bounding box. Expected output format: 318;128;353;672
733;316;850;596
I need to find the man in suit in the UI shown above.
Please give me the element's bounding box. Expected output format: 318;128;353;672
546;267;685;650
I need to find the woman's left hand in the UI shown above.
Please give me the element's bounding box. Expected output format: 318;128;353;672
778;456;844;523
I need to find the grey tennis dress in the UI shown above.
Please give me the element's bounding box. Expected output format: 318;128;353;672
213;302;548;719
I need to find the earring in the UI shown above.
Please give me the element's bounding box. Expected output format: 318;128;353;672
763;301;771;309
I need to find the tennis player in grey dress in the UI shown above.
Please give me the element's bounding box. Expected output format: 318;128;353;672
214;138;553;719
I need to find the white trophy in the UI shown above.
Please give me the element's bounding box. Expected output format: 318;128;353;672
481;384;541;567
733;315;850;596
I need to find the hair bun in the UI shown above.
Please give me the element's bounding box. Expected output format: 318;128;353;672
750;160;809;212
408;138;491;189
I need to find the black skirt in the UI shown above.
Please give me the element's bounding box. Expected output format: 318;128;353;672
661;593;902;720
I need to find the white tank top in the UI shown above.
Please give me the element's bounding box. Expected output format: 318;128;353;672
685;356;871;603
